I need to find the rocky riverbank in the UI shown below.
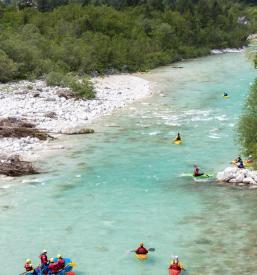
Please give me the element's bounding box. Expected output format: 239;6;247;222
217;166;257;187
0;74;152;174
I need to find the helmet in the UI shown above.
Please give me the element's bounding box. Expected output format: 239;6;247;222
42;249;47;254
50;258;54;263
140;242;144;246
26;259;31;264
57;254;62;259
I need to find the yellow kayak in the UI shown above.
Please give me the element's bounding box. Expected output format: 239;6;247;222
135;254;148;260
231;160;253;167
173;140;182;145
224;96;229;99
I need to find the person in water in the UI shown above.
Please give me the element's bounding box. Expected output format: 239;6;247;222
194;165;204;177
224;92;228;97
24;259;36;274
39;249;48;274
48;258;59;275
175;133;181;141
135;242;148;255
57;254;65;270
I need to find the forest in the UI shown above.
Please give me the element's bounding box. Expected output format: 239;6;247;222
0;0;254;85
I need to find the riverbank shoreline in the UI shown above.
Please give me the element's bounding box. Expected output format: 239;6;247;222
0;74;153;168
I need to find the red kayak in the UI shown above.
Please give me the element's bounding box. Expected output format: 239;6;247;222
169;269;181;275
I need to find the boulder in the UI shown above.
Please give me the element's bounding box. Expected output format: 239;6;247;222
235;173;245;183
243;177;256;185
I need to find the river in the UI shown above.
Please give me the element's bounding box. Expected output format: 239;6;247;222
1;52;257;274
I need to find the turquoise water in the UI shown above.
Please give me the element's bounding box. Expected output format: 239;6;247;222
1;52;257;274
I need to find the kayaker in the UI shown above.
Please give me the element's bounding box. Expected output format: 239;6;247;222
247;155;253;163
135;242;148;255
24;259;36;274
57;254;65;270
238;160;244;169
224;92;228;97
169;256;185;273
175;133;181;141
235;155;242;163
193;165;204;177
48;258;59;275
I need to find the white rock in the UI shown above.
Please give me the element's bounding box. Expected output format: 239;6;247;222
235;173;245;183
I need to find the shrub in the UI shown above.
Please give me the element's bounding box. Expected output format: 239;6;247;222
0;50;18;83
46;71;95;99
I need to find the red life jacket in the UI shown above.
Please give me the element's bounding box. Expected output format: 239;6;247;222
57;258;65;269
169;263;181;271
48;262;59;273
40;254;48;265
136;247;148;255
194;167;199;176
24;263;33;271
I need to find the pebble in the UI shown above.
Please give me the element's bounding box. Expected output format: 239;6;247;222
0;76;152;160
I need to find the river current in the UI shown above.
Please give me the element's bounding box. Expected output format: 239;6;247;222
1;52;257;274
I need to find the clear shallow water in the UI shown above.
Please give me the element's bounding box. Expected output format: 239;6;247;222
1;53;257;274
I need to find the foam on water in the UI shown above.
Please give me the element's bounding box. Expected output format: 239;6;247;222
0;52;257;274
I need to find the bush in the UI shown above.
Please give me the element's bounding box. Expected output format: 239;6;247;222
0;50;18;83
68;77;95;99
46;71;95;99
46;71;69;86
237;80;257;167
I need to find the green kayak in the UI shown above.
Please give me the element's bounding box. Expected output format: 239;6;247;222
182;173;214;179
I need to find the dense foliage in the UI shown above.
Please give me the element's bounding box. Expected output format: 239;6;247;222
238;80;257;163
0;0;252;86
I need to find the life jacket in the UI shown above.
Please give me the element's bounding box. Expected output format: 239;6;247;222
194;167;199;176
169;263;181;271
48;262;59;273
136;247;148;255
24;263;33;271
57;258;65;269
40;253;48;265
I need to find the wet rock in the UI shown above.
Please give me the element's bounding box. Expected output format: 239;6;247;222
0;155;38;176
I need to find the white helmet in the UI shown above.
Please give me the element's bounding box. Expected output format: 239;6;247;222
26;259;31;264
42;249;47;254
